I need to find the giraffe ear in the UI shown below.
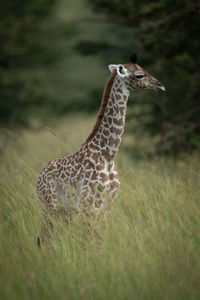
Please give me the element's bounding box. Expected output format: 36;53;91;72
116;64;129;78
108;64;117;72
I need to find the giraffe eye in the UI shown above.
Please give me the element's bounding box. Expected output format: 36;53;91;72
135;74;144;80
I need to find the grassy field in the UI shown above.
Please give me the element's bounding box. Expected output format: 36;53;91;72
0;115;200;300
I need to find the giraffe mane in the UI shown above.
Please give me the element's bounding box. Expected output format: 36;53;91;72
85;69;117;143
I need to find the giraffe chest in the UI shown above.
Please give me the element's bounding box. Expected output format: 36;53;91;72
58;158;120;210
79;161;120;210
82;158;118;186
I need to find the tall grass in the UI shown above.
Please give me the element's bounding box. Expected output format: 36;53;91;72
0;115;200;300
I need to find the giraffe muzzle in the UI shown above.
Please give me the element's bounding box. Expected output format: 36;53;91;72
157;81;165;91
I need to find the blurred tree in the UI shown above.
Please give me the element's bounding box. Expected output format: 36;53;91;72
0;0;57;126
81;0;200;153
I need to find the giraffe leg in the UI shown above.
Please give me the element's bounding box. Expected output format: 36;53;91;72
59;185;78;228
37;201;58;248
38;189;78;247
79;194;104;250
37;175;60;247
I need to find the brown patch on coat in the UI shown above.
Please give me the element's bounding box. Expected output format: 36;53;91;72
115;94;121;100
100;172;109;182
113;118;123;126
96;161;104;171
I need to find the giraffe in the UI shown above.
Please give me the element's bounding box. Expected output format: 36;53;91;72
36;54;165;243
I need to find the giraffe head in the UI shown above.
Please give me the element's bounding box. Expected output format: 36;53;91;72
109;53;165;92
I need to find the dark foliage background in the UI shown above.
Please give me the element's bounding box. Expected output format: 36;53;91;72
0;0;56;124
83;0;200;153
0;0;199;153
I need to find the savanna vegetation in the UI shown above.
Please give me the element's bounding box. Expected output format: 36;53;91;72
0;0;200;299
1;116;200;300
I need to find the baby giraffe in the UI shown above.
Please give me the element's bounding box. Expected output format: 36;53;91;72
36;54;165;244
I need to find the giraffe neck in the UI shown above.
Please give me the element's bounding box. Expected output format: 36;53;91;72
86;71;130;162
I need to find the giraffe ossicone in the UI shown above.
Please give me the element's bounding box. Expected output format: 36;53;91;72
36;56;165;239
